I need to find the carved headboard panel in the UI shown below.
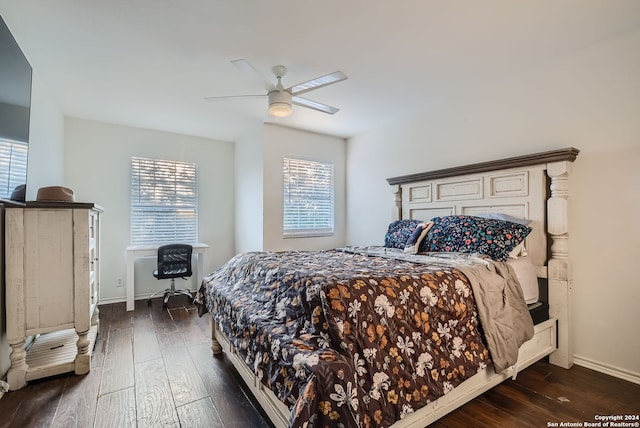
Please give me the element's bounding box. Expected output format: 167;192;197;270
398;165;547;270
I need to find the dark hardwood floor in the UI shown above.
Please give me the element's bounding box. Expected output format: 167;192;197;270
1;299;638;427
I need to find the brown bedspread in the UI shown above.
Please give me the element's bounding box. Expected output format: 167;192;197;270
196;248;532;427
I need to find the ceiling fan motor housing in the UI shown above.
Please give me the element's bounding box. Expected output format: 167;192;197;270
268;90;293;117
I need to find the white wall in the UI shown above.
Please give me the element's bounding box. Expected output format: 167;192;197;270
346;29;640;380
64;118;235;303
1;70;64;379
263;124;346;251
234;122;264;253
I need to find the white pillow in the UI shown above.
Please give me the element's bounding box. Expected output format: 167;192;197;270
476;212;532;226
508;241;527;259
507;257;539;304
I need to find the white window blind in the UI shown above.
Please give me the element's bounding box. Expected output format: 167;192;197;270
130;157;198;245
0;138;28;199
283;157;334;237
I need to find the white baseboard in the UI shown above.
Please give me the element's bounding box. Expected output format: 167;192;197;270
96;296;126;305
573;354;640;385
98;290;197;307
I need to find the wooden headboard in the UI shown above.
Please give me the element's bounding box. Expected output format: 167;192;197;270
386;147;579;369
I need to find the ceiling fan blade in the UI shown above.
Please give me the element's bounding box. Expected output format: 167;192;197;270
292;96;340;115
288;71;347;96
231;59;275;92
204;94;266;101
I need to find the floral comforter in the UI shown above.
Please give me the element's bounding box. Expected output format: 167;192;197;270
195;248;527;428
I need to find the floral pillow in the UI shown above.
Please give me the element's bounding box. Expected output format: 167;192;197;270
425;215;532;261
384;219;423;249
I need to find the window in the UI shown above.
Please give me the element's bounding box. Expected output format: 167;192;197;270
130;157;198;245
283;157;334;237
0;138;28;199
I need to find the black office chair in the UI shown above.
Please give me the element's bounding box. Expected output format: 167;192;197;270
148;244;193;308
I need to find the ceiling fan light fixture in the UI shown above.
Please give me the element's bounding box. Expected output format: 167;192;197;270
268;91;293;118
269;102;292;118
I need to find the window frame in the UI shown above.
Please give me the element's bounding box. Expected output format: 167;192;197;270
282;156;335;238
130;156;199;246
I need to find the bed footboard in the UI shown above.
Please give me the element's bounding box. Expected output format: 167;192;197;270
208;315;556;428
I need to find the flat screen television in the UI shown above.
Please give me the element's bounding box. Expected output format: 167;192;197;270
0;14;32;200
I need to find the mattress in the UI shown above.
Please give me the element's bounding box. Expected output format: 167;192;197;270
508;256;540;305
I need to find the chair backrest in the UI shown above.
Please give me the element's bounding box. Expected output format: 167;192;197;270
155;244;193;279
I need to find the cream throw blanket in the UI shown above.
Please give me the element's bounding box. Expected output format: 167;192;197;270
457;260;535;373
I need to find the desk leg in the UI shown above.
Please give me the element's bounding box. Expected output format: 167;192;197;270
196;252;205;290
126;252;135;311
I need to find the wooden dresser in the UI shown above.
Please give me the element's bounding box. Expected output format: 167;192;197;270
4;201;102;390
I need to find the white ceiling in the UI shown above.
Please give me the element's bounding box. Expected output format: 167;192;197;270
1;0;639;142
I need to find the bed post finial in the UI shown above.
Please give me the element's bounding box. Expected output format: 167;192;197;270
392;184;402;220
547;160;574;369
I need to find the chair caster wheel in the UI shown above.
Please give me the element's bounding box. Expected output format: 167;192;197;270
147;299;151;306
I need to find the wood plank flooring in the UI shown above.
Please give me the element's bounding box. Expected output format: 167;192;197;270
1;299;638;428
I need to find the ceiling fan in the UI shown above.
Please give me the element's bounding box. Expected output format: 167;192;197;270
205;59;348;118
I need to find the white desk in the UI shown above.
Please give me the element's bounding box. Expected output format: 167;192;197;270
125;243;209;311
